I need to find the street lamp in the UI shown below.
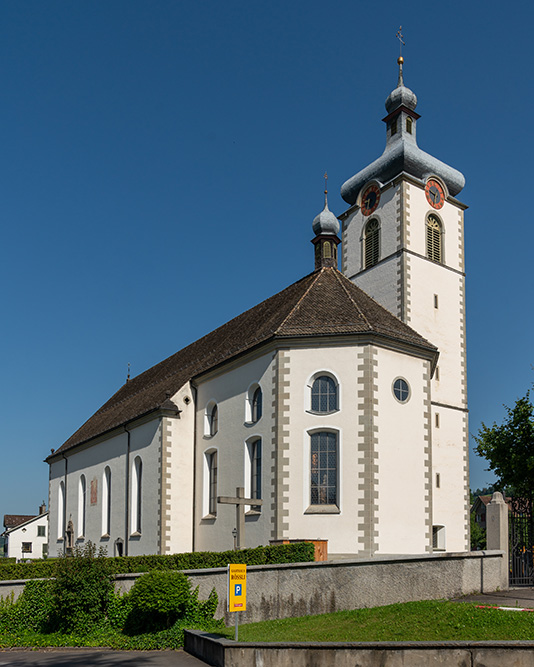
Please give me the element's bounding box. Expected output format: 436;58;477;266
232;527;237;551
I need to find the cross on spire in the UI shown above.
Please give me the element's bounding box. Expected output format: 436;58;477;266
396;26;405;56
324;171;328;207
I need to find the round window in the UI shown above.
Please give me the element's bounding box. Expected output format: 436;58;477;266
393;378;410;403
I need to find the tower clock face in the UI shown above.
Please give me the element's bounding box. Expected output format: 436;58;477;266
361;184;380;216
425;179;445;209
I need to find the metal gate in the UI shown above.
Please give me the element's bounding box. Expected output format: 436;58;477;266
509;496;534;586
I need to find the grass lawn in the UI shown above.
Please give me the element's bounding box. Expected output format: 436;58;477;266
219;600;534;643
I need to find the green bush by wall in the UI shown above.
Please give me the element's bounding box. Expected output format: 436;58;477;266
0;542;314;582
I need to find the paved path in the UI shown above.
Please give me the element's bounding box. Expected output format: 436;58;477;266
453;587;534;609
0;649;206;666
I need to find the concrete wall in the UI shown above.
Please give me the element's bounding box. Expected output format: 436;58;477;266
113;550;507;624
185;631;534;667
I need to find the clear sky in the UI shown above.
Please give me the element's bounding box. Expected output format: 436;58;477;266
1;0;532;516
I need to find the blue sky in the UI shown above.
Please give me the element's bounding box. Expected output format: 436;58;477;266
1;0;532;516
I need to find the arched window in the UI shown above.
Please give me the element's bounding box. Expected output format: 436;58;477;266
78;475;86;538
364;219;380;268
406;116;413;134
205;402;218;436
311;375;338;413
131;457;142;534
246;439;262;512
252;387;262;423
390;118;397;136
102;466;111;536
205;450;218;516
58;481;65;540
426;214;442;263
310;431;338;506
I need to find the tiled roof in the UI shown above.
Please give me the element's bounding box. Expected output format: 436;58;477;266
49;267;437;459
3;515;36;530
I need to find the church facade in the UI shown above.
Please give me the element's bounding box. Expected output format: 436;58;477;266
47;59;469;558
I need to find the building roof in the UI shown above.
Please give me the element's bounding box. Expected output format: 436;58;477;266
341;60;465;206
48;267;437;460
3;515;36;530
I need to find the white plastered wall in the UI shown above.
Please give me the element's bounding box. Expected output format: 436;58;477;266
194;351;275;553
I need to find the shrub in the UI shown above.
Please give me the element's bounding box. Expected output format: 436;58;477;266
125;570;192;633
49;542;113;634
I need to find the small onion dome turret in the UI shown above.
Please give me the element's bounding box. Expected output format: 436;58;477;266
385;57;417;113
312;194;340;236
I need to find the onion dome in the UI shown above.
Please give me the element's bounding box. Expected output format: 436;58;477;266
312;189;340;236
385;57;417;113
340;57;465;206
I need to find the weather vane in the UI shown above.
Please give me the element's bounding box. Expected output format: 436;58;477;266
396;26;405;57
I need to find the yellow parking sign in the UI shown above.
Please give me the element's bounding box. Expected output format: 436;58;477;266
228;564;247;612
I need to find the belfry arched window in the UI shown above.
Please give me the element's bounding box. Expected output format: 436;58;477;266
364;219;380;269
426;214;442;263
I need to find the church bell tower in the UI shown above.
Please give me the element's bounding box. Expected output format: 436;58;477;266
339;57;469;552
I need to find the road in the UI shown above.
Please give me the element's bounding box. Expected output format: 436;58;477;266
0;649;206;666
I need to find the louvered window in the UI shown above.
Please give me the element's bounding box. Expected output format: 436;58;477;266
364;219;380;268
426;215;442;263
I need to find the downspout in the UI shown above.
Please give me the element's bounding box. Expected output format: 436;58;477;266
124;425;131;556
191;384;197;552
62;453;68;555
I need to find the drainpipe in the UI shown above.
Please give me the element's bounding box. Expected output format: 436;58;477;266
191;384;197;552
124;425;131;556
62;453;68;555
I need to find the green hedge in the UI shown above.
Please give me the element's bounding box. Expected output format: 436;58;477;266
0;542;314;582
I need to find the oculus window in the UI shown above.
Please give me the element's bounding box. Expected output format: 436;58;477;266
393;378;410;403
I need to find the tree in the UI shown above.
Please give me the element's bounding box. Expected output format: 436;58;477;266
470;512;486;550
474;391;534;499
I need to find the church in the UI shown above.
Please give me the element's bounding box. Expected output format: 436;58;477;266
47;57;469;558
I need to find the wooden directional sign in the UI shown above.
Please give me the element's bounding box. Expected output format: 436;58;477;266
227;563;247;612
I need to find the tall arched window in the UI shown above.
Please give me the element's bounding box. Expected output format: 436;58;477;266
58;481;65;540
78;475;86;538
426;214;442;263
246;438;262;512
131;457;142;534
364;219;380;268
310;431;338;506
311;375;338;413
206;450;218;516
406;116;413;134
102;466;111;536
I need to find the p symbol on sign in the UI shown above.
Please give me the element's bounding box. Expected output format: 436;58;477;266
235;584;242;596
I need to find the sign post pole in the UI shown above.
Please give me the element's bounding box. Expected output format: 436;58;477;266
227;563;247;642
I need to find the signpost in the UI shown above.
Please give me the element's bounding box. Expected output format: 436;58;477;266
227;563;247;640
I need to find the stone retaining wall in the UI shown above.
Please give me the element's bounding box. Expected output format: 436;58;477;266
0;550;507;625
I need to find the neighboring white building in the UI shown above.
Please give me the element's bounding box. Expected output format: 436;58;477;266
2;507;49;560
46;59;469;558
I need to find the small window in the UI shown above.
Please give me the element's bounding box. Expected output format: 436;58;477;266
323;241;331;259
426;214;442;263
205;402;219;436
364;219;380;269
432;525;446;551
435;413;440;428
42;543;48;557
310;432;338;506
21;542;32;554
393;378;410;403
391;118;397;136
252;387;262;423
435;366;440;381
37;525;46;537
434;294;439;309
436;473;441;489
406;116;413;134
311;376;338;413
